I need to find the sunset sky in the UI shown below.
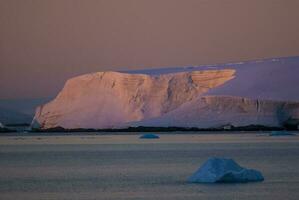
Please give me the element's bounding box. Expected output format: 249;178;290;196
1;0;299;99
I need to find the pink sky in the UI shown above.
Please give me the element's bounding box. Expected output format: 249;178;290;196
1;0;299;99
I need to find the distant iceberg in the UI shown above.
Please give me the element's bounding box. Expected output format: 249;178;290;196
269;131;296;136
139;133;160;139
188;157;264;183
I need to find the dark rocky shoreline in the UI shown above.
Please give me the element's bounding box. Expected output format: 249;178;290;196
31;125;285;133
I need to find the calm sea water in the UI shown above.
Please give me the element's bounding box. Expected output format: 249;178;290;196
0;133;299;200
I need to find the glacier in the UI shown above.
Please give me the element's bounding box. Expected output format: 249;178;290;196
32;56;299;130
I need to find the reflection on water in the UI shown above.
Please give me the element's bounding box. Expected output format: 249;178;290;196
0;133;299;200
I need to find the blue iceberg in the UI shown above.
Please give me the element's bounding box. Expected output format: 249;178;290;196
269;131;296;136
188;157;264;183
139;133;160;139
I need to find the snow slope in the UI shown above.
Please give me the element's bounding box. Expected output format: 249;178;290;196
32;56;299;129
126;56;299;101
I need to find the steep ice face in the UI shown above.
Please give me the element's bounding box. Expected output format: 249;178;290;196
33;70;235;129
188;157;264;183
131;95;299;128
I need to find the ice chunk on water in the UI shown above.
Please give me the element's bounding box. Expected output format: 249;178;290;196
139;133;160;139
30;119;41;129
188;157;264;183
269;131;296;136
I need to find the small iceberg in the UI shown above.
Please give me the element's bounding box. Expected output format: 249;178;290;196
269;131;296;136
188;157;264;183
139;133;160;139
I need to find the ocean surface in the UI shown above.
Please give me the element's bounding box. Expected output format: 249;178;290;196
0;132;299;200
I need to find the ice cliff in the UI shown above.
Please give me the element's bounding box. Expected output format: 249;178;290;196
132;96;299;128
32;56;299;129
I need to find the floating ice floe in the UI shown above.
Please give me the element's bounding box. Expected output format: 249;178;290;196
269;131;296;136
188;157;264;183
139;133;160;139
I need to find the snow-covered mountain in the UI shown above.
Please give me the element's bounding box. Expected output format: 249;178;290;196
32;56;299;129
0;107;32;125
0;98;51;125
